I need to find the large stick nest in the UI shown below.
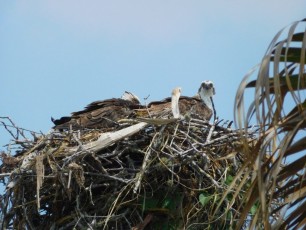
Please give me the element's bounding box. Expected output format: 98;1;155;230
0;116;255;229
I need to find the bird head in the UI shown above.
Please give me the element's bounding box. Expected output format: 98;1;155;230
198;80;215;100
171;87;182;97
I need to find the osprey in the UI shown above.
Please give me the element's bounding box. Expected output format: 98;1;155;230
52;92;143;130
136;80;215;120
52;81;215;130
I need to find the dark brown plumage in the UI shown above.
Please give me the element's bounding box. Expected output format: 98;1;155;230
52;97;142;130
136;95;212;120
52;81;215;130
136;81;215;120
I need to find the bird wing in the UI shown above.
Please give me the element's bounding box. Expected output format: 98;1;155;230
135;96;212;120
53;98;141;130
178;97;213;121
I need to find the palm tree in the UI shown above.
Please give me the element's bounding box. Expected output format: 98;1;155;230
217;18;306;229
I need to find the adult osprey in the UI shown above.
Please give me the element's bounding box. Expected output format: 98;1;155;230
52;81;215;130
52;92;142;130
137;80;215;121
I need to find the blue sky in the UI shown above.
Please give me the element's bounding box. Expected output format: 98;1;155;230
1;1;306;150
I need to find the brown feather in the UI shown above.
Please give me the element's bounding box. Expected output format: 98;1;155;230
136;96;212;120
53;98;143;130
53;90;213;131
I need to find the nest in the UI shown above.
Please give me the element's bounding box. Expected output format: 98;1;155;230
0;116;254;229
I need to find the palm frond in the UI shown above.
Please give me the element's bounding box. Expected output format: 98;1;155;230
230;18;306;229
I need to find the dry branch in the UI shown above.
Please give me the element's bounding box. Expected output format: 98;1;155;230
0;116;255;229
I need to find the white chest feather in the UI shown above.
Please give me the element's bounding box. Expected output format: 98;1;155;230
199;88;213;111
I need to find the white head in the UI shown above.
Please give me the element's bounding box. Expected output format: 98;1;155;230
171;87;181;98
198;80;215;98
198;80;215;110
171;87;181;119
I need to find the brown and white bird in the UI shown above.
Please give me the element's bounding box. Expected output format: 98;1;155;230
52;81;215;130
197;80;216;119
52;91;143;130
136;80;215;121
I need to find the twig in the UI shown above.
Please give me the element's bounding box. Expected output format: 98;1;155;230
0;173;12;177
68;170;72;189
133;148;152;194
62;133;93;167
133;129;163;194
84;172;132;184
0;117;41;141
205;117;218;144
136;117;178;125
202;133;242;146
169;123;180;147
0;121;17;140
190;160;221;188
68;122;148;154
